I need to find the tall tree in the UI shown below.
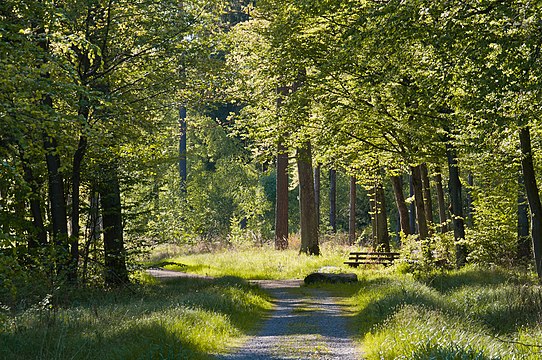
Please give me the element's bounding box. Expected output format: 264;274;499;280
297;142;319;255
275;140;289;250
391;174;411;236
349;176;357;245
329;169;337;232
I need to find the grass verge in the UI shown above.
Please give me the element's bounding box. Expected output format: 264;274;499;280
347;266;542;359
0;274;271;360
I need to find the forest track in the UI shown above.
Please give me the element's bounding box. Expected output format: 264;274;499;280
148;270;362;360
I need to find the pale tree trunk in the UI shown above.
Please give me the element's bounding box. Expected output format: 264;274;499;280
314;165;320;226
329;169;337;232
297;142;319;255
466;172;474;227
409;175;417;234
519;126;542;278
410;165;428;240
390;175;410;236
349;176;356;245
420;163;433;232
275;140;289;250
446;142;467;268
179;105;187;193
434;168;449;233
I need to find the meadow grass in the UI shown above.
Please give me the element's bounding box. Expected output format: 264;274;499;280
154;241;356;280
0;274;271;360
346;266;542;359
146;242;542;359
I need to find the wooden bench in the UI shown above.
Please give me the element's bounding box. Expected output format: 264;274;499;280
344;251;400;267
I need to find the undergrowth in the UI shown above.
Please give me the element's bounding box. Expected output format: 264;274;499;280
0;274;271;360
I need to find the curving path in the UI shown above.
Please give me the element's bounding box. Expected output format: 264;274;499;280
148;270;362;360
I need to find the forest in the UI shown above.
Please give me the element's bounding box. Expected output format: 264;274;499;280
2;0;542;359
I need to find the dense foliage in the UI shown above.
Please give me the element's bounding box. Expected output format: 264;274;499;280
3;0;542;302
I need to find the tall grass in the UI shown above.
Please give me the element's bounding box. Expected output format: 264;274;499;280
156;241;355;280
348;266;542;359
0;274;271;360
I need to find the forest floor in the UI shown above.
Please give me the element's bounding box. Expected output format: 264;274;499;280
148;269;362;360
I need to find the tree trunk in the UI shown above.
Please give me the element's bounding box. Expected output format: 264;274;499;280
466;172;474;227
446;142;467;268
82;189;101;283
410;165;428;240
409;175;417;234
100;164;128;286
434;169;449;233
314;165;320;226
179;105;187;193
275;140;289;250
297;142;319;255
374;179;390;252
349;176;356;245
20;154;47;248
519;126;542;278
44;132;69;261
518;172;531;261
420;163;433;231
329;169;336;232
69;135;87;282
390;175;411;236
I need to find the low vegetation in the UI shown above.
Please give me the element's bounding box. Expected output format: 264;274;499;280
149;240;353;280
4;243;542;359
346;266;542;359
149;243;542;359
0;274;271;360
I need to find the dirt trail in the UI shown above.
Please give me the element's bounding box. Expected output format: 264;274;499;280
148;270;362;360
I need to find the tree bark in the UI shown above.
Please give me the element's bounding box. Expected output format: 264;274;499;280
100;163;128;286
391;175;411;236
179;105;187;193
275;140;289;250
349;176;357;245
44;133;69;253
446;142;467;268
434;169;449;233
297;142;319;255
466;172;474;227
20;153;47;248
329;169;337;232
374;179;390;252
69;135;87;282
82;188;101;283
420;163;433;231
410;165;428;240
409;175;417;234
518;172;531;261
314;165;320;226
519;126;542;278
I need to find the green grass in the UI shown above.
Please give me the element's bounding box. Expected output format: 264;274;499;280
0;274;271;360
156;242;355;280
346;266;542;359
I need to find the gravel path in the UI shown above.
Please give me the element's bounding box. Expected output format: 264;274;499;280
148;270;362;360
217;280;361;360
